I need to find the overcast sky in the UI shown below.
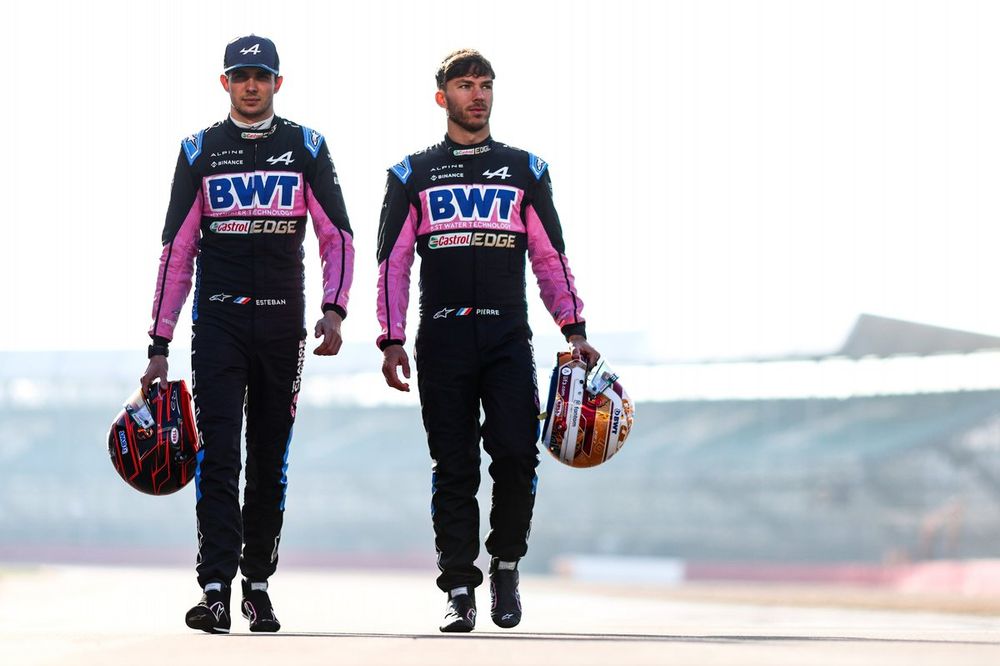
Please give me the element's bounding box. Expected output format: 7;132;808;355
2;0;998;362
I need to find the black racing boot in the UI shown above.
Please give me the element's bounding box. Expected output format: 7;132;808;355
489;558;522;628
440;586;477;633
241;579;281;633
185;581;232;634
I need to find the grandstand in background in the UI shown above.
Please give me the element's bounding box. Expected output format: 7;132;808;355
3;314;1000;572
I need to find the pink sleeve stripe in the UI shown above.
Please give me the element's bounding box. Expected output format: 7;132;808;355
148;192;203;340
524;204;585;329
376;204;418;348
307;185;355;315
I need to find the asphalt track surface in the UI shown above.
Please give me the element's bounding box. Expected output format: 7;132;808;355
4;565;1000;665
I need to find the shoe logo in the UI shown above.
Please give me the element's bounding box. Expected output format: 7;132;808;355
243;600;257;622
210;293;232;303
467;608;477;622
502;613;515;621
434;307;455;319
210;601;226;620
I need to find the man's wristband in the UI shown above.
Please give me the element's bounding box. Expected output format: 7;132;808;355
322;303;347;319
148;344;169;359
379;338;404;351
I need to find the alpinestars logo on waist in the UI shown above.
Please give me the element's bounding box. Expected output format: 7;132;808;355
434;307;455;319
266;151;294;166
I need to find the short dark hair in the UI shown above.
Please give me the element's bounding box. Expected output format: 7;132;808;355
435;49;495;90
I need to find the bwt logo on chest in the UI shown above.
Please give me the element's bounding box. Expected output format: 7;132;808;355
426;185;520;223
205;171;303;212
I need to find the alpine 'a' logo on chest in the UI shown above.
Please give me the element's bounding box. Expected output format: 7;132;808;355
204;171;303;213
425;185;519;224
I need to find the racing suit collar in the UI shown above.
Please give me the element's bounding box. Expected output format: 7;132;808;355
231;114;275;131
444;134;494;160
224;115;281;141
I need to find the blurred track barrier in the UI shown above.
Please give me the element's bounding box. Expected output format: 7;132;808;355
554;556;1000;595
892;560;1000;595
552;555;686;585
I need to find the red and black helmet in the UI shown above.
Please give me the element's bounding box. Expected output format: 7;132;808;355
107;380;199;495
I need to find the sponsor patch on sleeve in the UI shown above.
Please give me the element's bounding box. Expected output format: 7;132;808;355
390;156;413;185
302;126;324;158
182;130;206;166
528;153;548;180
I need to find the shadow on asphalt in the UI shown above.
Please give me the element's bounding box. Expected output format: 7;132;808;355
222;632;1000;646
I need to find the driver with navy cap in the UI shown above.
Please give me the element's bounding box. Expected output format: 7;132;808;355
140;34;355;634
224;34;280;76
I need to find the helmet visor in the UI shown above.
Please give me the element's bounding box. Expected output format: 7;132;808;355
123;386;155;430
586;359;619;397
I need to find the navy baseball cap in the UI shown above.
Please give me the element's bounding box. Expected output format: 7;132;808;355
224;35;280;76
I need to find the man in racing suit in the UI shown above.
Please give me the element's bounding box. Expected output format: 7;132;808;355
377;49;600;632
140;35;354;634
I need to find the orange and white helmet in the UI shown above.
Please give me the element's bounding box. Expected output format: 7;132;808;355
540;351;634;467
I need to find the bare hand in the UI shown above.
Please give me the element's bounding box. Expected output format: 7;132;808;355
140;356;169;394
314;311;344;356
381;344;411;392
568;335;601;370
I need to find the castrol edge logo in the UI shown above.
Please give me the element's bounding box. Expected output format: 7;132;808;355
210;219;299;235
428;231;516;249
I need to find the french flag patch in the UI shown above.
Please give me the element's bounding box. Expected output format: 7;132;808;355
456;308;472;316
234;297;251;305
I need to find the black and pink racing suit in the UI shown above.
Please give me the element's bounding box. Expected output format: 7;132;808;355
376;135;586;591
149;116;354;587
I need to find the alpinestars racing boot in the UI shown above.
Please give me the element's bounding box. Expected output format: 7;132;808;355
185;581;232;634
489;558;522;628
241;579;281;632
440;586;477;633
